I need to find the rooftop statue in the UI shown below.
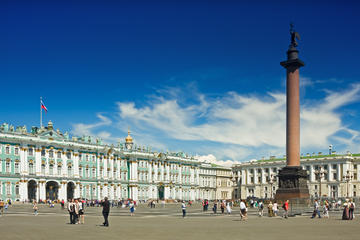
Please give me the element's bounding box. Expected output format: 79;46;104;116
290;23;301;48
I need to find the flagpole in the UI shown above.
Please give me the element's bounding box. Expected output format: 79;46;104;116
40;97;42;128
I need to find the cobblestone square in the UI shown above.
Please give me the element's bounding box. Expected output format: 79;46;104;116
1;203;359;240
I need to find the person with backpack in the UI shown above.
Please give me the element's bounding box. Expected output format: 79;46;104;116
258;201;264;217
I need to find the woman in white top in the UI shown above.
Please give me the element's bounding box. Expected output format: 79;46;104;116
226;202;232;214
272;201;278;216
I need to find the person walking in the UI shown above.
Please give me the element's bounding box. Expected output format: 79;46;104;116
268;201;274;217
240;200;247;221
282;200;289;219
73;199;80;224
102;197;110;227
258;201;264;217
349;199;355;220
79;198;85;224
220;201;225;214
273;201;278;217
33;201;38;216
0;199;4;216
129;201;135;216
181;201;186;218
226;201;232;215
311;199;321;218
342;199;350;220
212;201;217;214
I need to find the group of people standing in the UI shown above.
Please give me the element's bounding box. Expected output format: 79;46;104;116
342;199;356;220
67;198;85;224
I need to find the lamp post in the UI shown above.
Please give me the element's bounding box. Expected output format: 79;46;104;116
314;166;327;200
343;170;353;198
269;174;276;200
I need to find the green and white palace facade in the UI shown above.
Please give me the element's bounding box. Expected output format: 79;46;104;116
0;121;224;202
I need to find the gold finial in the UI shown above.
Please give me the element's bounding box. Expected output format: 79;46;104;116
125;126;133;143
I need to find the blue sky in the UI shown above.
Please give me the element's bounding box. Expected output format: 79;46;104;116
2;1;360;165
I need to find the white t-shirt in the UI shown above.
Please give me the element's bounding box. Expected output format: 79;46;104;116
240;202;246;209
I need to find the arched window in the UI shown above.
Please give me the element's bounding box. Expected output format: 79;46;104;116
49;164;54;175
6;162;10;173
29;163;34;175
57;165;62;175
68;166;73;177
49;150;54;158
41;164;46;175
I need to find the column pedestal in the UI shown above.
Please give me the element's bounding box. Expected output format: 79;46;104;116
275;166;310;200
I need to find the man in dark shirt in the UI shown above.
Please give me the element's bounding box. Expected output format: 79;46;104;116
102;197;110;227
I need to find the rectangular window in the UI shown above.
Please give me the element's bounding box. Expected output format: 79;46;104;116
6;147;10;154
49;165;54;175
41;165;45;175
49;150;54;158
333;173;337;180
41;149;46;157
15;148;19;155
6;162;10;173
92;168;96;178
6;184;11;195
57;166;62;176
57;152;61;158
28;148;34;156
16;185;20;195
15;163;19;174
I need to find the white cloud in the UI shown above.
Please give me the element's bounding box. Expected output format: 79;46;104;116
72;83;360;162
72;113;112;141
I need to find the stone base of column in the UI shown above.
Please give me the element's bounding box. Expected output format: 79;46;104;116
275;166;310;200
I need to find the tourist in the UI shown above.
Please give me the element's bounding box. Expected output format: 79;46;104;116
273;201;278;216
102;197;110;227
240;200;247;220
0;199;4;216
33;200;38;216
323;200;329;218
342;199;350;220
4;201;9;214
267;201;274;217
311;199;321;218
68;199;75;224
282;200;289;219
258;201;264;217
220;201;225;214
129;200;135;216
213;201;217;214
79;198;85;224
60;199;65;210
349;199;355;220
226;201;232;214
181;201;186;218
73;199;80;224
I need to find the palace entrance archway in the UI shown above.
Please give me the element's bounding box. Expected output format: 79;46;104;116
46;181;59;201
67;182;75;200
28;180;37;202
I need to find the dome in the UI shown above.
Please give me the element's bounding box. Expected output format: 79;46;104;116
47;120;53;130
125;129;133;143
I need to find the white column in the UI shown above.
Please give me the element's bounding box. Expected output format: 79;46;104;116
148;162;152;182
178;165;182;184
337;163;341;181
74;183;80;198
165;163;170;182
20;147;27;174
73;152;80;179
35;148;41;175
254;168;258;184
39;181;46;200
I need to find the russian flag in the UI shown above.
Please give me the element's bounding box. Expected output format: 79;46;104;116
41;100;48;113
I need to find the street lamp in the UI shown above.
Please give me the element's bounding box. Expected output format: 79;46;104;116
314;166;327;200
343;170;353;198
269;174;276;199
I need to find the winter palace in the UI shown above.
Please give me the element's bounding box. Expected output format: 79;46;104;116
2;120;359;202
0;121;232;202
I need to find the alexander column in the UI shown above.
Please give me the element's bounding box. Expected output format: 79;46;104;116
275;24;310;201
